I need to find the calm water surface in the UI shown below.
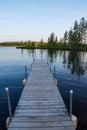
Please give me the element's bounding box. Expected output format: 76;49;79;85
0;47;87;130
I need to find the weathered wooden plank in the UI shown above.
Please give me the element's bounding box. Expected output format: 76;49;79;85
11;116;71;122
8;127;75;130
14;108;68;113
8;60;75;130
16;105;65;109
18;99;63;103
14;112;68;117
10;120;73;127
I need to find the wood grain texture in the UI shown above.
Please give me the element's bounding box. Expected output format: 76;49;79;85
8;59;75;130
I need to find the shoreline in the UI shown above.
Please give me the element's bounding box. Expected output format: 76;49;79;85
16;46;87;52
0;44;87;51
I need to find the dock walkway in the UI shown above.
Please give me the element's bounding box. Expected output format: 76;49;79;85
8;60;75;130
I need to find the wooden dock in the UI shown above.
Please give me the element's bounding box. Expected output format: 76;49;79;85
8;60;75;130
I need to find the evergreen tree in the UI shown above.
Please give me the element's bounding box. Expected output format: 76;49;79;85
48;32;55;44
68;29;73;48
55;36;58;44
73;20;79;31
79;17;86;43
63;17;87;47
63;30;68;43
73;20;81;44
48;32;58;46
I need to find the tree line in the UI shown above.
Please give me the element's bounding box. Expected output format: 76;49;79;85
46;17;87;50
63;17;87;47
48;17;87;46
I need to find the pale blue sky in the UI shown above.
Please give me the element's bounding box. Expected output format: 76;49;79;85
0;0;87;42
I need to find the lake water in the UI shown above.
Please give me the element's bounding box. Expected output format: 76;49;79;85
0;47;87;130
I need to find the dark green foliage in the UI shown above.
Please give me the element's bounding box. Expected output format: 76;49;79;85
79;17;87;43
63;30;68;43
55;36;58;44
31;42;35;48
63;17;87;49
68;29;73;48
48;32;58;45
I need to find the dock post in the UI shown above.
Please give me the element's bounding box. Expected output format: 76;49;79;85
47;58;48;64
70;90;73;117
54;66;55;79
49;61;51;71
5;88;12;120
70;90;77;129
25;65;27;79
5;88;12;129
23;65;27;86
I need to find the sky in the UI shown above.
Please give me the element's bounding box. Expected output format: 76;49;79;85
0;0;87;42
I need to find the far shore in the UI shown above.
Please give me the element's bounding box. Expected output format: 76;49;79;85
1;41;87;52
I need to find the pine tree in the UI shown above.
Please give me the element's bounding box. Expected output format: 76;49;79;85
55;36;58;44
48;32;58;46
63;30;68;43
79;17;86;43
73;20;81;44
48;32;55;44
68;29;73;48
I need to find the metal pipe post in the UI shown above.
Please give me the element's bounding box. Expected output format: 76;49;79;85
25;65;27;79
49;62;51;71
70;90;73;117
54;66;55;79
5;88;12;120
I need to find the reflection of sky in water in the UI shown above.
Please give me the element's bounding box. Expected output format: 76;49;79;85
0;47;31;61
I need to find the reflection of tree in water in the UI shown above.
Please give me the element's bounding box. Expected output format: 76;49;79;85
63;51;85;77
40;49;47;60
40;49;44;59
21;48;24;55
27;49;35;60
62;51;67;68
31;49;35;60
21;49;35;60
47;49;58;63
